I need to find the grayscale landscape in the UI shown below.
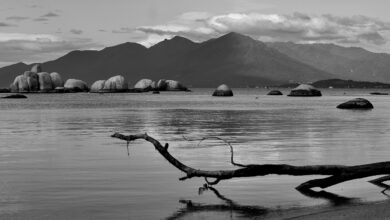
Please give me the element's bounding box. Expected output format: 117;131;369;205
1;1;390;219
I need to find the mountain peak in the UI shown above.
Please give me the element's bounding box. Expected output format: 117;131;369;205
219;32;253;41
150;35;196;51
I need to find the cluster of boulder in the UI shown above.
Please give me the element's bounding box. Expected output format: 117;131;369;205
90;75;128;93
133;79;189;92
9;64;89;93
90;77;189;93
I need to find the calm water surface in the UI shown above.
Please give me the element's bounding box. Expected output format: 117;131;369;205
1;88;390;219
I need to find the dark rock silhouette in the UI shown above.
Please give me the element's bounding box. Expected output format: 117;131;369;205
288;84;322;97
0;88;10;93
2;94;27;99
267;90;283;95
213;84;233;96
370;92;388;95
337;98;374;109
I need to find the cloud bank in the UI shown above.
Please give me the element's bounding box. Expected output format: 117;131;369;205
0;33;100;64
136;12;390;50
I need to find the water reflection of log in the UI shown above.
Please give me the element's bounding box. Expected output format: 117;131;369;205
296;188;357;206
166;186;358;220
166;186;268;220
369;175;390;196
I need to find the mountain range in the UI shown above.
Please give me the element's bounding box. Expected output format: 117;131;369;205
0;32;389;88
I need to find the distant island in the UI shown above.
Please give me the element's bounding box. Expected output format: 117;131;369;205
276;79;390;89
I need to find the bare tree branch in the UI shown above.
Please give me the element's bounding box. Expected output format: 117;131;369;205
111;132;390;191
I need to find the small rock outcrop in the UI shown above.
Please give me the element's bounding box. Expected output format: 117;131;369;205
337;98;374;110
37;72;53;91
267;90;283;95
2;94;27;99
90;80;106;93
212;84;233;97
50;72;64;88
64;79;89;92
8;65;70;93
103;75;128;92
288;84;322;97
54;87;66;93
0;88;10;93
134;79;154;92
370;92;388;95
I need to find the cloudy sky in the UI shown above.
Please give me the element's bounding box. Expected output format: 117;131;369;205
0;0;390;66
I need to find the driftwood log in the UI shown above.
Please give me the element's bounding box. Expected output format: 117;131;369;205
111;133;390;193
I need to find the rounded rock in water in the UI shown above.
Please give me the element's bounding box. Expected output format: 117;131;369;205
212;84;233;97
337;98;374;109
64;79;89;92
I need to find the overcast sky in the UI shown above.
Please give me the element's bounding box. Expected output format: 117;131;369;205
0;0;390;66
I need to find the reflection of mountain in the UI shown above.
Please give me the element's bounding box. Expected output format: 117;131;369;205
0;32;334;87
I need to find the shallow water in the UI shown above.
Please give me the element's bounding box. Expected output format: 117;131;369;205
1;88;390;219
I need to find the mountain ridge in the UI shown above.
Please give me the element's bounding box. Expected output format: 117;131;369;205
0;32;364;87
267;41;390;83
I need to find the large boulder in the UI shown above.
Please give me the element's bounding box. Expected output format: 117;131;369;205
212;84;233;97
24;71;39;91
337;98;374;110
50;72;64;88
64;79;89;92
134;79;154;92
267;90;283;95
12;75;29;92
90;80;106;93
288;84;322;97
103;75;127;92
31;64;42;73
37;72;53;91
165;80;188;91
156;79;168;91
